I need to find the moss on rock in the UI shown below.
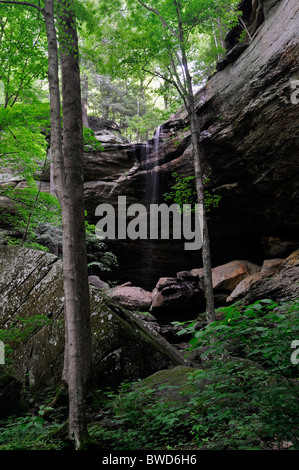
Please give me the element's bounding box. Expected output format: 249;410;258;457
0;247;188;392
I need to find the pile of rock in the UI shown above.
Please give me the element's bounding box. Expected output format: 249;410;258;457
105;250;299;320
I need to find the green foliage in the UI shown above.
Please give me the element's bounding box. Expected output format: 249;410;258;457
2;185;61;228
102;0;240;89
0;103;49;180
80;0;241;138
0;405;62;450
163;172;221;213
0;184;62;251
79;65;170;142
0;4;48;107
5;238;49;252
177;299;299;376
188;359;299;450
0;99;54;253
86;221;118;275
89;299;299;450
173;299;299;449
83;126;104;151
89;382;192;450
33;222;63;252
123;108;171;142
0;188;118;273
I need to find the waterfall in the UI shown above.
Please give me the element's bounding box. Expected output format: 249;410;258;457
153;125;161;203
146;125;162;205
142;125;163;289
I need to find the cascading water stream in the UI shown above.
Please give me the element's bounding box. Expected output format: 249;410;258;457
144;124;162;205
143;125;163;289
151;125;161;204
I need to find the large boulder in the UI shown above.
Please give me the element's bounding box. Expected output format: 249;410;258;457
93;129;125;145
228;250;299;304
151;276;205;319
107;285;152;312
0;246;188;391
88;275;109;290
260;258;284;277
226;272;262;303
150;260;261;318
210;260;261;292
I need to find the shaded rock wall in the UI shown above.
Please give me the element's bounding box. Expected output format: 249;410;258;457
1;0;298;291
83;0;298;289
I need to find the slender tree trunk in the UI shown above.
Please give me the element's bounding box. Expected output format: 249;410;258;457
57;0;92;448
212;26;221;61
188;104;216;324
81;74;89;128
174;1;216;323
48;147;56;196
44;0;65;202
217;18;226;49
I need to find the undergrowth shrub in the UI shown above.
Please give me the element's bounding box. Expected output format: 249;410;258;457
0;405;62;450
89;382;193;450
188;360;299;450
89;299;299;450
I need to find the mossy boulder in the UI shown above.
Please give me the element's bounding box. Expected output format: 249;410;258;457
0;246;188;391
132;357;267;409
134;365;206;407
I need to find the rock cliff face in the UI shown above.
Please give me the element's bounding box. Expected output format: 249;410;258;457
1;0;298;291
78;0;298;289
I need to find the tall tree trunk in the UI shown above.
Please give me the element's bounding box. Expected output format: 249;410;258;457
188;104;216;324
44;0;65;202
81;74;89;128
175;1;216;324
58;0;92;448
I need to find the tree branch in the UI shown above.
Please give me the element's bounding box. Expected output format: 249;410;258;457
21;155;48;246
142;64;188;110
0;193;33;208
0;0;42;11
136;0;179;40
238;15;253;42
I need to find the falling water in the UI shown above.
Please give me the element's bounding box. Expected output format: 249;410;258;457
143;125;163;289
154;125;162;202
148;124;162;204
